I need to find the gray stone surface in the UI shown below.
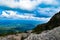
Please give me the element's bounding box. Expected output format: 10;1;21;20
0;27;60;40
25;27;60;40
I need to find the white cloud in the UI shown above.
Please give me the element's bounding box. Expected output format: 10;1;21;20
1;11;9;17
42;0;59;5
37;7;60;17
0;0;42;10
0;10;50;21
0;0;59;11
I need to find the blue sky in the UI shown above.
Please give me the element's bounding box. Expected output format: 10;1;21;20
0;0;60;23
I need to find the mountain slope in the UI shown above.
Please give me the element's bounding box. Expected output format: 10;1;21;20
32;11;60;33
25;26;60;40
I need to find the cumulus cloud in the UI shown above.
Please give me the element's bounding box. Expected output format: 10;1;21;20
0;0;58;11
1;11;33;19
1;11;9;17
0;0;60;22
42;0;59;5
36;7;60;17
0;10;50;22
0;0;42;10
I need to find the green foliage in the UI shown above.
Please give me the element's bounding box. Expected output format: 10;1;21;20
0;27;22;36
0;23;27;36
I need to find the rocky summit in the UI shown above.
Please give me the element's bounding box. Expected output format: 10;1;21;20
32;11;60;33
24;11;60;40
25;26;60;40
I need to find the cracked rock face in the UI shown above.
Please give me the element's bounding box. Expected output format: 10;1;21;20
25;27;60;40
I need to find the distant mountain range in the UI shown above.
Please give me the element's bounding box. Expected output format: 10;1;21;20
0;20;43;32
